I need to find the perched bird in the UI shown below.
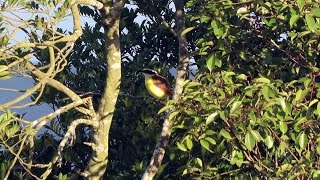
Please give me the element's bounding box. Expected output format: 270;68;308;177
137;68;173;99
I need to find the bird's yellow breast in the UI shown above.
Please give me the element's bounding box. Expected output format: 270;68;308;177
145;77;166;98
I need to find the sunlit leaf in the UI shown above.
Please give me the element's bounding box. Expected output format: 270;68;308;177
253;77;270;83
158;105;172;114
206;54;216;73
305;14;318;32
168;111;179;121
295;89;307;102
297;0;305;9
245;132;255;151
250;130;262;142
220;129;232;141
5;124;20;138
230;101;242;114
205;136;216;145
311;8;320;17
206;112;218;125
279;121;288;134
298;132;307;150
195;158;203;168
185;136;193;150
290;15;299;28
177;142;188;152
265;135;274;149
181;26;196;36
309;99;318;107
200;139;213;152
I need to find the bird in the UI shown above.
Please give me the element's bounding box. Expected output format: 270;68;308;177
137;68;173;99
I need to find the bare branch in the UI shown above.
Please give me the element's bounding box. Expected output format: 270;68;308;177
40;118;94;179
4;136;28;179
0;81;44;109
31;97;91;131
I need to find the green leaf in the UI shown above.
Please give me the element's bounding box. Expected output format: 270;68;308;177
311;8;320;17
279;98;286;111
267;18;276;26
185;81;202;89
298;30;312;38
250;130;262;142
300;77;312;88
309;99;318;107
168;111;179;121
214;28;224;38
177;142;188;152
205;130;215;136
215;58;222;68
313;170;320;179
195;158;203;168
297;0;305;9
262;86;270;99
205;137;216;145
210;20;219;29
231;150;244;167
253;77;270;83
317;143;320;155
206;54;216;73
278;98;291;115
230;101;242;114
0;65;9;78
290;15;300;28
236;74;247;80
181;26;196;36
317;102;320;114
58;173;68;180
185;136;193;150
298;132;308;150
236;7;248;15
245;132;256;151
158;105;172;114
265;135;274;149
305;14;318;32
220;129;232;141
279;121;288;134
295;89;307;102
210;20;224;37
206;112;218;125
5;124;20;138
200;139;213;152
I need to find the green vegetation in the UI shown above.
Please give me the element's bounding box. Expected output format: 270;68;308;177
0;0;320;179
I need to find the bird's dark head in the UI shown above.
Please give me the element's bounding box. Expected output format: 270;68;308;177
136;69;158;76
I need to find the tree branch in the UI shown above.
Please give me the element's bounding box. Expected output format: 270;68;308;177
40;118;94;179
84;1;124;179
142;0;190;179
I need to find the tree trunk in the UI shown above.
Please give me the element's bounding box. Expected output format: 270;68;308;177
141;1;189;179
85;1;124;179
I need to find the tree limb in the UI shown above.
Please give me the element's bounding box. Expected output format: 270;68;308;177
142;0;190;179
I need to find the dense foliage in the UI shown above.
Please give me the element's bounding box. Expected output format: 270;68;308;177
1;0;320;179
164;0;320;178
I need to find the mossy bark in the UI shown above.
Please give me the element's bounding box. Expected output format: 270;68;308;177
85;1;124;179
